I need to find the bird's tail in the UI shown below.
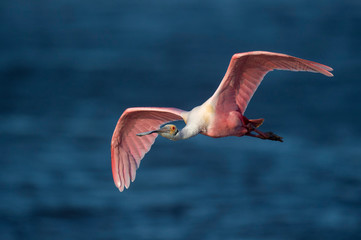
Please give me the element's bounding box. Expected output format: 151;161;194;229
248;118;264;128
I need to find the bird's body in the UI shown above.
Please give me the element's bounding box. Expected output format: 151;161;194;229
111;51;333;192
180;100;244;138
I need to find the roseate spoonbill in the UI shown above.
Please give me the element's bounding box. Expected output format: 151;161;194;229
111;51;333;191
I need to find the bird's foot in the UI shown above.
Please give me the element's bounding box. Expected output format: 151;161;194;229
247;129;283;142
261;131;283;142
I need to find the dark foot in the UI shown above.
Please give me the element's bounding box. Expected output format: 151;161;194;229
262;132;283;142
247;129;283;142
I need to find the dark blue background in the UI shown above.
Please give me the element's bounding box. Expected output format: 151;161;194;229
1;1;361;239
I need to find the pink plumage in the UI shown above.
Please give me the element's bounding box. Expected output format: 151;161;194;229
111;107;184;191
211;51;333;115
111;51;333;192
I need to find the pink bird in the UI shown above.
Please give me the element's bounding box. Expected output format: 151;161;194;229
111;51;333;192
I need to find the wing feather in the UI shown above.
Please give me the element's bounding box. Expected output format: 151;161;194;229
211;51;333;114
111;107;185;191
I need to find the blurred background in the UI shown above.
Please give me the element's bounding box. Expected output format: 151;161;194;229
1;0;360;239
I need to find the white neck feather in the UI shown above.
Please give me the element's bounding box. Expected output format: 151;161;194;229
172;125;200;141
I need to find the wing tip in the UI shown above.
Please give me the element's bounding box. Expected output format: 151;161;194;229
312;62;333;77
115;172;134;192
326;72;334;77
118;184;125;192
313;63;334;77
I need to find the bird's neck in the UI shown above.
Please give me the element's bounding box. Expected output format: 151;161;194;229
172;125;200;141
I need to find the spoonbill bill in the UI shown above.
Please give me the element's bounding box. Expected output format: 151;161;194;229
111;51;333;192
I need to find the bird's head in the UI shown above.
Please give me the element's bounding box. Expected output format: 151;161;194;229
136;124;179;140
157;124;179;139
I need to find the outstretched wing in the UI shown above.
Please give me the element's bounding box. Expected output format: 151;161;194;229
111;107;185;192
211;51;333;114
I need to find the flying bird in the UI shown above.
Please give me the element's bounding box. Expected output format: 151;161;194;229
111;51;333;192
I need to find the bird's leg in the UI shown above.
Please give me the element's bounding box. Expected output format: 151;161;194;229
242;116;283;142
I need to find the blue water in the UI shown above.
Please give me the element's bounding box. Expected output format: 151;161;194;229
1;1;361;239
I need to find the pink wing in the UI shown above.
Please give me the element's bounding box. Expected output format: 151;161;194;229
111;107;185;191
211;51;333;114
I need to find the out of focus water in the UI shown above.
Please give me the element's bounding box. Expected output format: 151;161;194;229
1;1;361;239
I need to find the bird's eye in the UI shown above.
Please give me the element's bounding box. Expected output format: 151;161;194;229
171;126;175;130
